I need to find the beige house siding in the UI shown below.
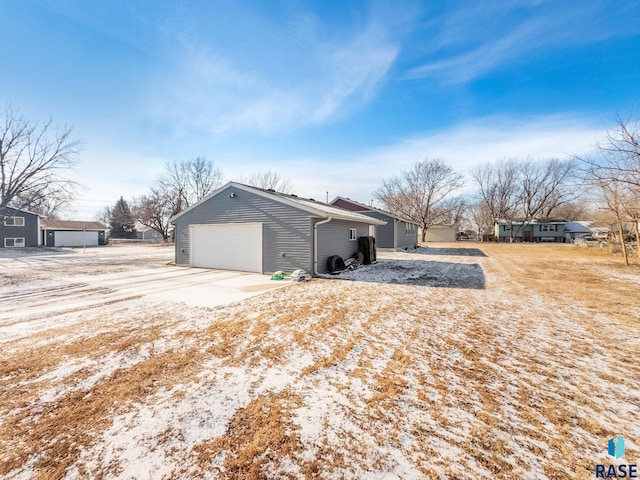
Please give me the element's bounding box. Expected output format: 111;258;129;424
423;225;456;242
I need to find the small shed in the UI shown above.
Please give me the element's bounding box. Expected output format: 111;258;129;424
136;227;165;242
41;220;108;247
330;197;418;250
170;182;385;275
423;224;456;242
0;206;40;247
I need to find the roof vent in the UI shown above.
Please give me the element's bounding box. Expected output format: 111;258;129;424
291;194;297;197
267;188;275;192
309;198;315;201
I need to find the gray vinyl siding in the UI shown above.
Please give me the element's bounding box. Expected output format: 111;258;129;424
396;220;418;249
174;186;314;273
315;220;370;274
356;211;393;248
339;208;416;249
0;207;39;247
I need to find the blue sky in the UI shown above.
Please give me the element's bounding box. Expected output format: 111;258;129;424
1;0;639;218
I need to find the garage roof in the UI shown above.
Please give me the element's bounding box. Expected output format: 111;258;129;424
41;220;107;230
170;181;386;225
330;196;417;224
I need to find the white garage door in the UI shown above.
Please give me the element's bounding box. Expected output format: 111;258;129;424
190;223;262;272
54;231;99;247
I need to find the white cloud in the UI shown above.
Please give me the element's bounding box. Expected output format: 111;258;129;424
221;113;605;204
154;14;399;134
407;1;639;84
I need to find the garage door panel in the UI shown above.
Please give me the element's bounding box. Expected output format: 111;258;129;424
190;223;262;272
54;231;99;247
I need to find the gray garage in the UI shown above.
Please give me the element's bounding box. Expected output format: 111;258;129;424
170;182;385;275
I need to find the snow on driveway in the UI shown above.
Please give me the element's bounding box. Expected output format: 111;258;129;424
0;246;290;343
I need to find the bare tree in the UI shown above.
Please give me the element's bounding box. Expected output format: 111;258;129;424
15;183;76;219
582;118;640;188
131;158;223;240
158;157;223;212
596;180;632;265
434;196;468;230
471;158;576;242
0;106;81;210
94;206;111;225
375;159;465;242
470;201;494;240
238;170;294;194
131;189;173;241
580;119;640;261
550;200;592;222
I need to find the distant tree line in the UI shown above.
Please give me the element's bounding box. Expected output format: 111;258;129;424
2;105;637;263
372;119;639;265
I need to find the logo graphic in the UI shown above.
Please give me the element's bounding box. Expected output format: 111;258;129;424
596;436;636;478
608;435;625;459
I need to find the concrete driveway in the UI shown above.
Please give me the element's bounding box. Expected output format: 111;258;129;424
0;246;292;326
113;266;292;308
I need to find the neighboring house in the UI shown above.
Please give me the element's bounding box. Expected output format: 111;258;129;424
170;182;385;275
494;218;566;243
564;221;593;242
0;206;40;248
41;220;108;247
422;224;457;242
136;227;165;242
329;196;418;250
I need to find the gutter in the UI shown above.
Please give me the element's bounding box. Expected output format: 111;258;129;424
313;216;332;276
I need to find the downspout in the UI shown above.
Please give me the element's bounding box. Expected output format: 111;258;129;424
313;216;332;276
393;219;397;249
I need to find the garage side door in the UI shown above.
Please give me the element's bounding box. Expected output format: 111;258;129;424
54;231;99;247
190;223;262;272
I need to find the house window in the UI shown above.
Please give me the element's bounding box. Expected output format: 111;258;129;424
541;225;556;232
503;225;511;231
4;237;25;247
4;216;25;227
348;228;357;241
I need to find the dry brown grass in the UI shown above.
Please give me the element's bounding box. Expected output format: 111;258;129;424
0;344;204;478
1;242;638;478
194;391;303;479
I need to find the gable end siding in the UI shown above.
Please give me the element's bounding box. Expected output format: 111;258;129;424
173;187;313;273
